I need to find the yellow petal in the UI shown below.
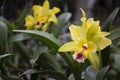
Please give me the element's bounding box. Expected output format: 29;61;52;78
32;5;42;17
37;14;48;23
58;41;77;52
48;14;58;23
80;8;86;18
85;18;94;29
86;21;100;40
69;25;86;41
77;39;87;52
42;22;50;31
98;32;110;36
43;0;50;11
52;7;60;14
92;35;112;50
88;52;100;70
25;15;34;30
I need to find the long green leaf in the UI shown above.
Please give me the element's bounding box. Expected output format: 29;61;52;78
102;7;119;31
13;30;61;51
96;65;110;80
51;12;72;37
21;69;69;80
58;12;72;25
109;28;120;40
0;21;7;54
16;8;27;28
10;33;31;42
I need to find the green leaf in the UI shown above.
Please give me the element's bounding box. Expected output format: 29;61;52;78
10;33;31;42
0;21;7;54
109;28;120;40
16;8;27;28
21;69;69;80
13;30;61;51
30;46;48;65
35;53;64;73
58;12;72;25
51;12;72;37
85;66;98;80
102;7;119;31
96;65;110;80
110;54;120;71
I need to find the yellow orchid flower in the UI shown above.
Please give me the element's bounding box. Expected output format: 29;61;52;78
25;0;60;31
58;9;111;65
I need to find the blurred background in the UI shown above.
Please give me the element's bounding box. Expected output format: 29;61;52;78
0;0;120;26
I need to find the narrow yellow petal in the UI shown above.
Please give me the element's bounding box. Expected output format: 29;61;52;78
88;52;100;70
58;41;77;52
92;35;112;50
43;0;50;11
52;7;60;14
42;22;50;31
98;32;110;36
80;8;86;18
69;25;86;41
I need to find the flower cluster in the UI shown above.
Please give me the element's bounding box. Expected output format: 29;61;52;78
25;0;60;31
59;9;111;63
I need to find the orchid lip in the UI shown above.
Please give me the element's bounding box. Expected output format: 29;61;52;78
76;52;83;59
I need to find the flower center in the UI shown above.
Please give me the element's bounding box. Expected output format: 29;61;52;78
76;43;88;61
82;43;88;50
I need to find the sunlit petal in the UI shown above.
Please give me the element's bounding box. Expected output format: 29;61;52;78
69;25;86;41
86;21;100;40
58;41;77;52
92;35;112;50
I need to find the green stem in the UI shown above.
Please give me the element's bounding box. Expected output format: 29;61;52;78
99;50;102;69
